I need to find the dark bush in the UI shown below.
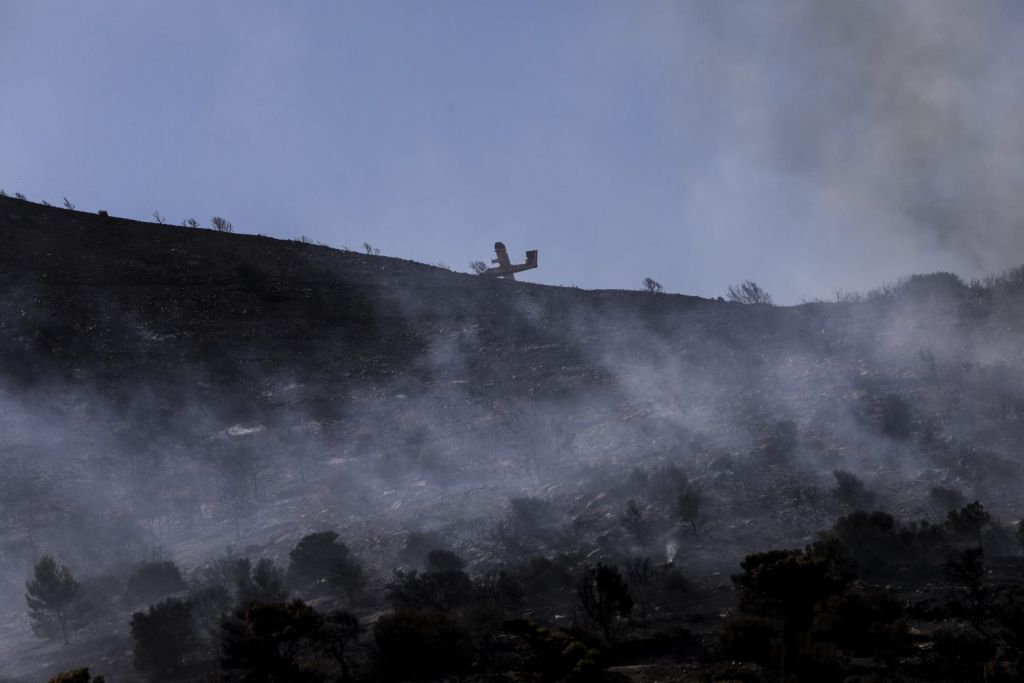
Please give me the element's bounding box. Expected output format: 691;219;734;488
879;394;913;439
717;616;780;668
506;618;604;682
426;549;465;573
577;563;634;643
372;610;473;681
762;420;798;462
287;531;360;595
386;568;474;613
832;470;875;508
219;600;324;680
124;560;187;607
130;598;198;679
929;485;967;513
810;590;910;659
727;280;773;305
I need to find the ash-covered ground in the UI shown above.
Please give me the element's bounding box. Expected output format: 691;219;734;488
2;196;1023;681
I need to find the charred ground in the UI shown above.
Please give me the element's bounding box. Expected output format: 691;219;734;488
2;196;1024;681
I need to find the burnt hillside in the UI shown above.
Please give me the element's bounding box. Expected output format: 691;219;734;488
2;196;1024;679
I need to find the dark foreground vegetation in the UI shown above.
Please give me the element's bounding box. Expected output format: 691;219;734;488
1;197;1024;681
28;493;1024;682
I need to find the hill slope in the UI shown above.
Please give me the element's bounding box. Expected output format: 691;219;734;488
1;196;1023;677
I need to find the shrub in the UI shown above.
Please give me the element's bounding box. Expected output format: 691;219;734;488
947;502;992;549
620;499;652;546
26;555;81;643
762;420;798;461
47;670;105;683
372;610;473;681
123;560;187;607
642;277;664;293
130;598;197;679
733;550;852;629
832;470;875;508
237;558;288;606
470;260;488;275
577;564;634;643
506;619;604;682
879;394;913;439
426;549;465;573
386;567;473;613
287;530;357;594
219;600;324;679
930;486;967;513
211;216;233;232
726;280;773;305
677;486;703;537
717;616;780;668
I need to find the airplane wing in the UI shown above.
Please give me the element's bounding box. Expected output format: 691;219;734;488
492;242;512;269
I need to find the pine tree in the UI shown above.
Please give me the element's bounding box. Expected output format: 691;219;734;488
26;555;81;644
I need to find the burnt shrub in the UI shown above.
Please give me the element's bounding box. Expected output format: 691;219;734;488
810;590;910;660
505;619;604;682
762;419;798;462
386;567;474;613
929;485;967;513
733;550;852;630
426;549;465;573
577;563;634;643
398;530;446;567
879;394;913;439
123;560;187;608
832;470;875;509
819;510;949;578
47;670;105;683
219;600;323;680
372;610;473;681
514;555;576;600
287;531;362;597
130;597;198;679
717;616;780;669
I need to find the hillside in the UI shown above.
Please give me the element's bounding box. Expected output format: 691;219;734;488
2;195;1024;680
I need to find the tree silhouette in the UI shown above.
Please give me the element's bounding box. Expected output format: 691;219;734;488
576;563;634;643
26;555;81;644
287;531;356;593
130;598;198;679
321;610;360;680
124;560;187;607
726;280;773;304
372;610;472;681
732;549;852;677
238;558;289;606
386;568;474;613
676;486;703;537
220;600;325;680
948;502;991;550
211;216;233;232
642;277;664;293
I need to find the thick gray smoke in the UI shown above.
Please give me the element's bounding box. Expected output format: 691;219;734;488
656;1;1024;292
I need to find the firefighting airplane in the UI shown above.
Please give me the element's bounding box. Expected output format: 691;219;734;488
482;242;538;280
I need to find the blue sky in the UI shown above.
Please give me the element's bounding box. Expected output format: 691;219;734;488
2;1;1022;302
